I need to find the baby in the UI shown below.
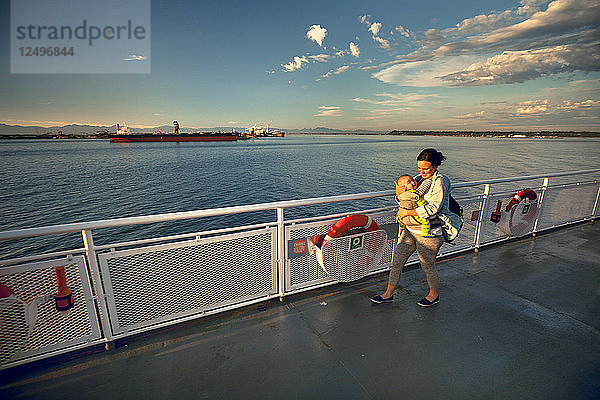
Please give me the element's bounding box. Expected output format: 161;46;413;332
395;174;436;237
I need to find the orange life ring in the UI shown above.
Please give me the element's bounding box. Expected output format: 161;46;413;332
320;214;379;248
505;188;537;212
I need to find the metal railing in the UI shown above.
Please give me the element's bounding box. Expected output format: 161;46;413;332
1;169;599;369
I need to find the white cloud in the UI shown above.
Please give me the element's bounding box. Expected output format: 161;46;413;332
307;25;327;47
123;54;146;61
373;36;391;49
350;42;360;58
456;111;486;119
439;44;600;86
319;65;351;80
353;92;440;106
309;54;335;62
283;56;309;72
369;22;382;36
370;0;600;86
558;99;600;110
395;26;410;38
373;56;482;87
515;98;600;114
315;106;343;117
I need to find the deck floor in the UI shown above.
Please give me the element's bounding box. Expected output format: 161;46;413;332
2;222;599;400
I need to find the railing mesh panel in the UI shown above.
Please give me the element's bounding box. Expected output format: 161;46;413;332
479;188;542;243
285;211;396;291
0;257;99;367
319;230;387;282
537;183;599;230
99;229;276;335
439;196;481;255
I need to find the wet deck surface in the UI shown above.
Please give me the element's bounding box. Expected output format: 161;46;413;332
2;222;599;399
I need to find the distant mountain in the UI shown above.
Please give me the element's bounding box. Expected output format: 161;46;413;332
0;122;386;135
0;123;114;134
0;123;260;134
289;127;385;134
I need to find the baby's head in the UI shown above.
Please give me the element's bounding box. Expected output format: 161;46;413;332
395;174;417;193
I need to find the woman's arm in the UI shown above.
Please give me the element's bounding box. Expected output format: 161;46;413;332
415;174;449;219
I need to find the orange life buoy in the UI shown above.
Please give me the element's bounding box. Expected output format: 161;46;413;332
505;188;537;212
320;214;379;248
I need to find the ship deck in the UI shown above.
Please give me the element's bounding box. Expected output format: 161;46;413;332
1;221;599;400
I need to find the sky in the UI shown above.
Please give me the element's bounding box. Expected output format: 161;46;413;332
1;0;599;131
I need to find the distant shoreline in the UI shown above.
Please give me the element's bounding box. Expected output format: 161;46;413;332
1;130;599;140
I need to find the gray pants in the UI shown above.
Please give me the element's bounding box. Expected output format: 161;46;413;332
388;229;444;292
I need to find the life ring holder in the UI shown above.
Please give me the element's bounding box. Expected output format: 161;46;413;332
308;214;386;282
505;188;538;212
321;214;380;248
502;188;539;236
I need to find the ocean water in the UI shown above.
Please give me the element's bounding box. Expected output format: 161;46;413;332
1;135;599;258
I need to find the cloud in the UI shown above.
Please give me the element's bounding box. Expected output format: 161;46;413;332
395;26;410;38
353;92;440;106
123;54;146;61
309;54;335;62
516;100;550;114
417;0;546;48
350;42;360;58
360;16;392;49
319;65;351;80
373;36;391;49
558;99;600;110
307;25;327;47
456;111;486;119
369;0;600;86
283;56;309;72
368;22;382;36
315;106;343;116
514;98;600;114
439;43;600;86
373;56;482;87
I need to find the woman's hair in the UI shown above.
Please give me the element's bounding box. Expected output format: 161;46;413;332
417;148;446;167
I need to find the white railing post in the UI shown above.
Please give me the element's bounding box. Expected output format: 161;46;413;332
276;207;286;301
532;177;550;234
82;229;114;346
592;180;600;218
474;184;491;252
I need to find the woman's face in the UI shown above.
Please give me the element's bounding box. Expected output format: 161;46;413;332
417;160;437;179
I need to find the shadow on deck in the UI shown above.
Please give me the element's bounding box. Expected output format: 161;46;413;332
1;222;599;400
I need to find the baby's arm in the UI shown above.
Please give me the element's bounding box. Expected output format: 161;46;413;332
415;178;431;196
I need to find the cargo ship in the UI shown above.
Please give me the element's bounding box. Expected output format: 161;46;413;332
246;122;285;137
109;121;238;143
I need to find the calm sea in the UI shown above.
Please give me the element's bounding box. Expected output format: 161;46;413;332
1;135;599;258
